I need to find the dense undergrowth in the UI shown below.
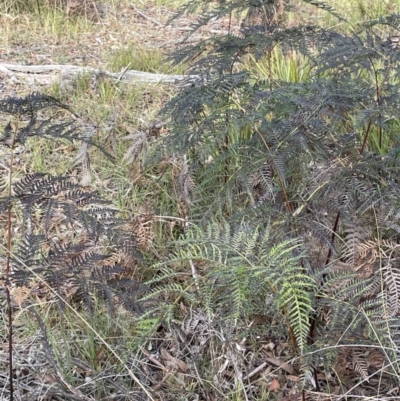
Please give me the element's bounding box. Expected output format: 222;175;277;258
1;0;400;400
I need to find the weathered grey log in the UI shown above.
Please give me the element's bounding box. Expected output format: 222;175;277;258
0;63;198;86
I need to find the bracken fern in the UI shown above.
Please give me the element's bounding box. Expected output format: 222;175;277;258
149;0;400;397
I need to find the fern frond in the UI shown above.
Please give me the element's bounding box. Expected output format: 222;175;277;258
0;92;73;116
122;128;149;164
158;219;316;352
380;262;400;317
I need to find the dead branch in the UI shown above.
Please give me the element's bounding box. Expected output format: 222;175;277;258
0;63;198;87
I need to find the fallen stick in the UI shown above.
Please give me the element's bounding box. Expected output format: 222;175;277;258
243;362;267;380
131;3;163;27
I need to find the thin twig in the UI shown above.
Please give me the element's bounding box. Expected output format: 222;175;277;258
183;214;200;291
131;4;163;27
243;362;267;380
140;348;168;371
116;62;132;84
189;259;200;291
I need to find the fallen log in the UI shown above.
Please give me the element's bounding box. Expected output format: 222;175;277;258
0;63;198;87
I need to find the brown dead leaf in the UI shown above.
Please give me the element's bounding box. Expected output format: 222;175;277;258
277;342;289;354
179;301;188;316
262;350;275;358
43;373;58;383
268;378;280;391
366;349;385;369
265;357;294;374
262;342;276;351
160;347;188;372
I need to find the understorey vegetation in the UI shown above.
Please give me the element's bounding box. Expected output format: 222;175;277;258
1;0;400;400
149;0;400;399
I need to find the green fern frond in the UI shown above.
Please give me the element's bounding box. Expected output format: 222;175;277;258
161;219;316;352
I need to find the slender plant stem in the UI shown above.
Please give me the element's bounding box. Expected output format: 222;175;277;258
267;49;273;91
325;211;341;266
5;119;18;401
359;119;372;155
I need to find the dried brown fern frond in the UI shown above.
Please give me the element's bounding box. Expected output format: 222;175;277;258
129;203;155;252
131;214;154;252
122;127;149;165
173;156;195;207
330;346;395;398
332;347;365;386
10;286;31;308
377;240;400;317
351;348;369;382
340;222;371;268
170;156;195;221
330;221;376;278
